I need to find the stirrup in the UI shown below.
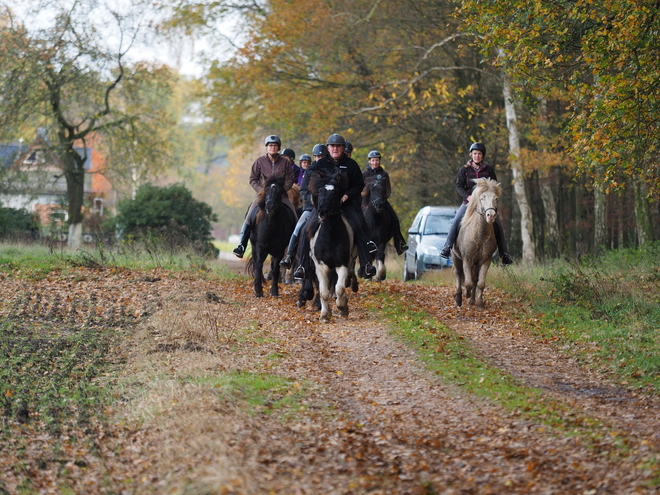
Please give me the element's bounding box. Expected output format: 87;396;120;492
364;263;376;278
367;241;377;254
232;244;245;258
293;266;305;280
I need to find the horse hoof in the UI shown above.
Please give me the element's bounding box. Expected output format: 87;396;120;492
454;296;462;307
296;300;306;308
340;309;349;317
255;293;263;298
320;315;330;323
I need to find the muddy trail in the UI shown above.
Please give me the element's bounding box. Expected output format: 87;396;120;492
0;265;658;494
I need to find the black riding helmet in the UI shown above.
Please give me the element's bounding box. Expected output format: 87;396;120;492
326;133;346;146
345;141;353;154
312;143;327;156
299;154;312;162
469;142;486;156
367;150;381;159
281;148;295;159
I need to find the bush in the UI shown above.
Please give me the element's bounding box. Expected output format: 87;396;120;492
115;183;218;254
0;206;39;240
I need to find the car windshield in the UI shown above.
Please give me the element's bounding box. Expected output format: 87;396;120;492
423;214;453;235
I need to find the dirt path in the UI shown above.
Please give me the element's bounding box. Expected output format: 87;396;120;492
3;264;658;494
101;272;659;494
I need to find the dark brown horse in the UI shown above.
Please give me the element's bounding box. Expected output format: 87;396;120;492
452;178;501;309
362;175;394;282
247;174;296;297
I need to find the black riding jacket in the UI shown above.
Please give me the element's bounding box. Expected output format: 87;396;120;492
300;153;365;212
362;165;392;199
456;160;497;204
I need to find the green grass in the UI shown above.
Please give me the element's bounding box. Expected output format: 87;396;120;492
488;242;660;392
0;241;245;281
367;293;602;434
193;371;309;416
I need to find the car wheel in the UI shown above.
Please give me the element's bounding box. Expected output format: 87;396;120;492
403;254;412;281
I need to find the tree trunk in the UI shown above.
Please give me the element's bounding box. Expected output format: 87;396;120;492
593;176;607;254
633;179;654;245
500;61;535;264
536;97;559;259
62;144;86;249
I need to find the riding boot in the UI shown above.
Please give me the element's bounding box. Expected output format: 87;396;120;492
280;233;298;269
232;222;251;258
494;220;513;265
441;203;467;259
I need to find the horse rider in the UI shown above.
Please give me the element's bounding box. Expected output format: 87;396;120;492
232;135;298;258
362;150;409;255
344;141;353;157
281;135;377;279
281;148;301;180
279;143;328;271
297;153;312;186
440;142;513;265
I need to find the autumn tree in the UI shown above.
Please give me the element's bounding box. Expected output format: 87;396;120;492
0;1;176;248
459;0;660;245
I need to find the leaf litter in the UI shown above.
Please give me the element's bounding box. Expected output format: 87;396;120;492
0;265;658;494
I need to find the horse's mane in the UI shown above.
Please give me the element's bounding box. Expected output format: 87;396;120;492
308;168;348;197
256;174;286;207
463;178;502;225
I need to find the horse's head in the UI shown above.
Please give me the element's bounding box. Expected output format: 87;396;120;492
365;176;386;213
471;178;501;224
309;170;347;220
258;174;286;216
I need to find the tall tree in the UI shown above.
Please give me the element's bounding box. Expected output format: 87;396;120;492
0;2;175;247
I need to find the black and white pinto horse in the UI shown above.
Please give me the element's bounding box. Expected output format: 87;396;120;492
306;170;358;323
248;174;296;298
362;175;394;282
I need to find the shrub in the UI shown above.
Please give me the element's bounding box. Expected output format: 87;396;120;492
0;206;39;240
115;183;218;254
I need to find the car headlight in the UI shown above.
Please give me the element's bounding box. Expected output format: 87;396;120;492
418;244;440;256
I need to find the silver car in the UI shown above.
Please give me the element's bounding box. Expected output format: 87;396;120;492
403;206;459;281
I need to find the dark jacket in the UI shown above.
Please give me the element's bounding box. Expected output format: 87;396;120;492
300;153;364;211
362;165;392;199
456;160;497;203
249;154;295;193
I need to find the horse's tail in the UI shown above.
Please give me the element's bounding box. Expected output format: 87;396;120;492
245;256;255;277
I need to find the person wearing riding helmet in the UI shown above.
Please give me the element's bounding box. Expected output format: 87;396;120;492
287;134;377;279
312;143;327;162
232;135;298;258
362;150;409;255
344;141;353;158
281;148;301;182
297;154;312;186
440;142;513;265
279;144;329;272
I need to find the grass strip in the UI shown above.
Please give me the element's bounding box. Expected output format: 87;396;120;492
366;292;626;443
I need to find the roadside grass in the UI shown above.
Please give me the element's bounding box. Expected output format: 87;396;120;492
366;294;605;436
0;241;244;281
488;242;660;393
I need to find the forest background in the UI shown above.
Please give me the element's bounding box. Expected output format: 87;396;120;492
2;0;660;263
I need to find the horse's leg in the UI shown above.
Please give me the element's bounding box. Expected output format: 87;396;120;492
466;262;477;306
253;250;264;298
374;245;386;282
475;261;492;309
317;264;332;322
270;256;281;297
454;258;464;307
335;266;350;317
